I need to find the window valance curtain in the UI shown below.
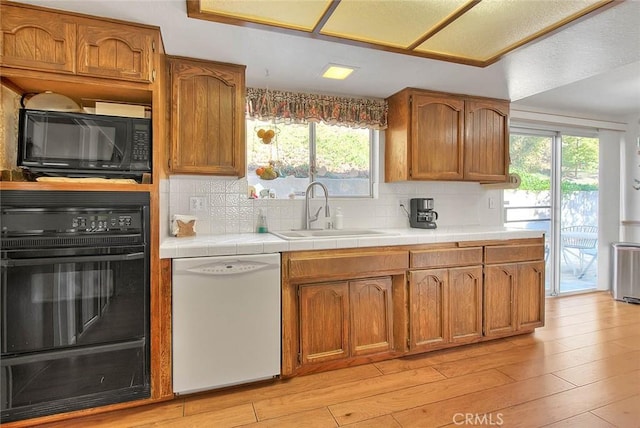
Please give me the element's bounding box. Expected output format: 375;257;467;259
246;87;388;130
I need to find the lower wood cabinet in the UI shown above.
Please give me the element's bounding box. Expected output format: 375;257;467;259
281;248;408;376
409;265;483;351
484;261;545;337
350;277;394;356
299;277;393;365
449;266;484;343
516;261;546;330
484;264;517;336
408;269;448;350
282;239;545;377
299;281;350;364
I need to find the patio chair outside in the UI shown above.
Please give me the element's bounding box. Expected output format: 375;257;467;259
561;225;598;278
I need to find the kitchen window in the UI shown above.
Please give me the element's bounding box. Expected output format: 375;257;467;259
246;119;374;198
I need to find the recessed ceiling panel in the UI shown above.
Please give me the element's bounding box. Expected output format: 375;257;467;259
199;0;332;31
188;0;617;66
321;0;470;48
414;0;609;62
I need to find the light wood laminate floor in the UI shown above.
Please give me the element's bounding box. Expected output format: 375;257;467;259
42;292;639;428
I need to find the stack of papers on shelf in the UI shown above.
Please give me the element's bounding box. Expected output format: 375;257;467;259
95;102;147;118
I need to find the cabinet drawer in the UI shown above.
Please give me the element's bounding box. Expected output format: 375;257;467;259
410;247;482;268
485;243;545;264
287;250;408;281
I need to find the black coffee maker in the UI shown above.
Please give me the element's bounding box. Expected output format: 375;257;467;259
409;198;438;229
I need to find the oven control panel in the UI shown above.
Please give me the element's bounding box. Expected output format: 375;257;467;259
72;213;138;232
1;208;143;236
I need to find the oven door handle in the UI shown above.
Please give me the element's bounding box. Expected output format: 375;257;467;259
1;252;145;267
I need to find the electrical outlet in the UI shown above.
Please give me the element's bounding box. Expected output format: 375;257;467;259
189;196;206;212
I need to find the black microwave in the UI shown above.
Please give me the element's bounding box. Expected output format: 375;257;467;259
18;109;151;179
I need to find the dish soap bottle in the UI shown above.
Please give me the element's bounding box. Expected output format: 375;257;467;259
334;207;344;230
256;209;268;233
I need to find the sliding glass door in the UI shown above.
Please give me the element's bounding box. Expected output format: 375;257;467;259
559;135;599;292
504;133;553;293
504;130;599;295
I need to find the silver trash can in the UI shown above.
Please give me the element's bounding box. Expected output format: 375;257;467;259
612;243;640;303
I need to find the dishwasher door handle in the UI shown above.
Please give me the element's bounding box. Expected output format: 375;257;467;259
181;260;278;276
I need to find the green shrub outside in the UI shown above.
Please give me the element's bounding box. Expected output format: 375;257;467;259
511;168;598;192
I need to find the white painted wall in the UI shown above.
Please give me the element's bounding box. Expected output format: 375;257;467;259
621;116;640;243
599;130;623;291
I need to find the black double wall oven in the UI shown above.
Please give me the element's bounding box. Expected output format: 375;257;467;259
0;190;150;423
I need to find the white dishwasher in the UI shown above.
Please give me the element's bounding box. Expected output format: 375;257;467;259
172;253;281;395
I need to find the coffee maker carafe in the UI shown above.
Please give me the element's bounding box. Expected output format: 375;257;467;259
409;198;438;229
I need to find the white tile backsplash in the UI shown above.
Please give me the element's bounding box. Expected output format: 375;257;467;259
163;175;504;239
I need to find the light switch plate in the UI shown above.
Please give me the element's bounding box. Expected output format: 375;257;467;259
488;197;496;209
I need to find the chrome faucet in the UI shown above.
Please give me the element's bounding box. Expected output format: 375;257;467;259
304;181;330;229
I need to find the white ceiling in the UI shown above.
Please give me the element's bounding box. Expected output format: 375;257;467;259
13;0;640;122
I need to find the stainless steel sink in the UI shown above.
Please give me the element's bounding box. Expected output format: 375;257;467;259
271;228;391;240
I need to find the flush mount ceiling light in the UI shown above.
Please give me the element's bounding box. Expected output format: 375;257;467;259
322;64;356;80
187;0;616;67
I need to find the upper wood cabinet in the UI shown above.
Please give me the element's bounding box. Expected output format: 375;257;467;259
410;93;464;180
167;56;246;176
77;22;157;82
385;88;509;183
0;4;76;74
1;3;159;83
464;98;510;182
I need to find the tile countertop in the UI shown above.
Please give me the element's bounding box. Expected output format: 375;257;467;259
160;226;545;259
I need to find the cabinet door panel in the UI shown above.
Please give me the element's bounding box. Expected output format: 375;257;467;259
1;6;76;73
409;269;449;350
449;266;483;343
77;23;154;82
180;75;233;168
411;94;464;180
484;264;517;337
464;99;509;182
350;277;393;356
517;261;545;330
169;57;245;175
299;282;350;364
